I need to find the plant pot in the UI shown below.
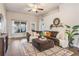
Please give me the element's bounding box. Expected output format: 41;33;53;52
68;38;74;47
69;43;73;47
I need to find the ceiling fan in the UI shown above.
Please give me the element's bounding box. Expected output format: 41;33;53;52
26;3;44;13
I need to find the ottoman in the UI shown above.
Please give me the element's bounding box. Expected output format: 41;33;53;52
32;38;54;52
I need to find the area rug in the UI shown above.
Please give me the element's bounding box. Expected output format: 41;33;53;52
22;43;74;56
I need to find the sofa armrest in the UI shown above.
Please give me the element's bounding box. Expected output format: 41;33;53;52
51;37;59;46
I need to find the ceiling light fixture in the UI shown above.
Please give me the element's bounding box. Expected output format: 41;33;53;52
25;3;44;13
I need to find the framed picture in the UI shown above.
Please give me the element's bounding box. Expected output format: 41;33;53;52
53;18;60;26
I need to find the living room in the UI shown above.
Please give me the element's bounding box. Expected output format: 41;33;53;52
0;3;79;56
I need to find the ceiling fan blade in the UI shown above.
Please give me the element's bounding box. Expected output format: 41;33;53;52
36;11;38;13
37;8;44;10
28;9;32;12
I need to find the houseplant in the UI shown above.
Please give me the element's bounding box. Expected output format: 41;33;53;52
65;25;79;47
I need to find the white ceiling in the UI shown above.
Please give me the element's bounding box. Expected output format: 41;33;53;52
5;3;59;15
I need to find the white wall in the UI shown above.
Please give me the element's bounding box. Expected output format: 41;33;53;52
6;11;38;38
40;9;59;30
59;3;79;25
39;3;79;30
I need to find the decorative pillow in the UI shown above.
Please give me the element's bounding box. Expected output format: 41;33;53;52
51;31;58;37
44;31;58;38
44;32;52;38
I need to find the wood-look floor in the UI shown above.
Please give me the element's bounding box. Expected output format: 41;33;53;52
5;38;28;56
5;38;79;56
68;47;79;56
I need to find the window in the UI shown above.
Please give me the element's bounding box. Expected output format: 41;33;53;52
12;21;26;33
20;22;26;32
40;19;45;31
31;23;35;31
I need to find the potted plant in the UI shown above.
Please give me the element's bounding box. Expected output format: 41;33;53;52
65;25;79;47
